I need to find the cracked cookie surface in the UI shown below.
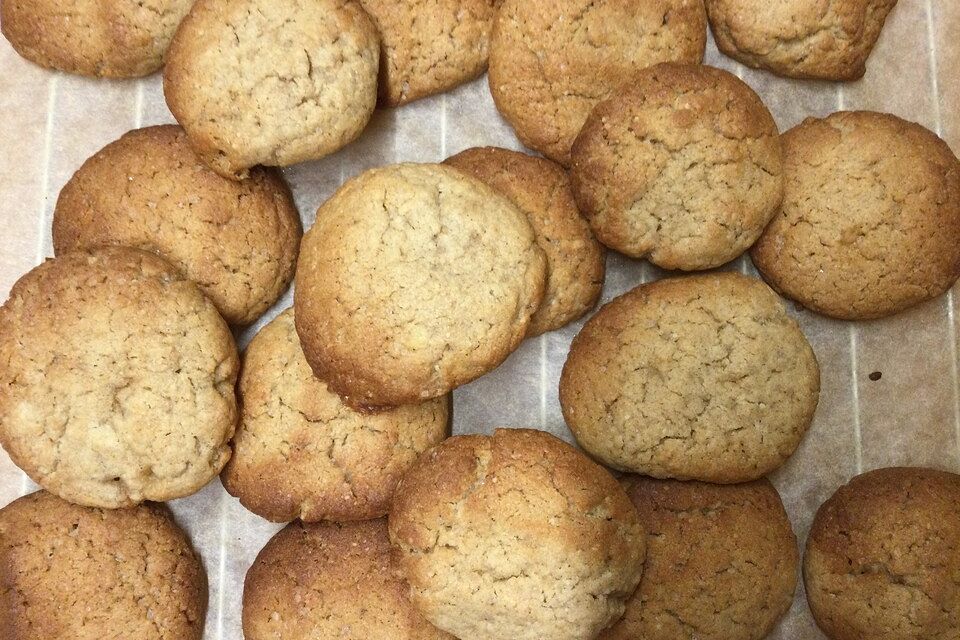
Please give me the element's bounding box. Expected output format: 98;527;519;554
0;490;207;639
560;273;820;483
53;125;301;326
751;111;960;320
488;0;707;165
389;428;646;640
0;247;239;508
445;146;605;336
222;309;449;522
804;467;960;640
294;163;546;408
570;63;783;271
163;0;380;179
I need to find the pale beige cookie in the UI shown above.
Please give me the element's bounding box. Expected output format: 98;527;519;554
0;248;239;508
0;491;206;640
602;477;798;640
295;163;546;408
222;309;450;522
0;0;193;77
244;519;453;640
488;0;707;165
751;111;960;320
706;0;899;80
53;125;301;326
164;0;380;179
804;467;960;640
560;273;820;483
570;63;783;271
445;146;605;335
389;428;646;640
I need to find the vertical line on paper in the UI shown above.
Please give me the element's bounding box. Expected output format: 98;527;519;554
134;81;145;129
539;335;547;430
734;63;744;79
837;85;845;111
441;94;448;159
849;325;863;473
216;495;228;640
925;0;943;134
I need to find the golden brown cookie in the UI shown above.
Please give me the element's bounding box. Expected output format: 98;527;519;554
560;273;820;483
0;0;193;77
163;0;380;179
295;163;546;408
0;248;239;509
0;491;207;639
570;63;783;271
53;125;301;326
488;0;707;165
751;111;960;320
389;428;646;640
804;467;960;640
445;147;605;335
706;0;899;80
601;477;798;640
244;518;452;640
222;309;450;522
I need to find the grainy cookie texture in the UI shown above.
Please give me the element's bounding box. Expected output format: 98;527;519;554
602;477;798;640
706;0;898;80
244;519;452;640
164;0;380;179
804;467;960;640
0;491;207;640
222;309;450;522
53;125;301;326
0;248;239;509
570;63;783;271
560;273;820;483
489;0;707;165
751;111;960;320
0;0;193;77
389;428;646;640
445;147;605;335
295;163;546;408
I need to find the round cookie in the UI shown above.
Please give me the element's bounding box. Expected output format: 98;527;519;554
163;0;380;179
222;309;450;522
0;247;239;508
804;467;960;640
488;0;707;165
53;125;302;326
706;0;899;80
0;0;193;77
560;273;820;483
601;477;798;640
389;428;646;640
0;491;206;639
244;519;453;639
751;111;960;320
294;163;546;408
358;0;497;106
445;146;605;335
570;63;783;271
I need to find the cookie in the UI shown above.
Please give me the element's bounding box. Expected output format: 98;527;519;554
445;147;605;335
0;491;206;639
358;0;497;106
602;477;798;640
804;467;960;640
389;428;646;640
244;518;452;639
163;0;380;179
751;111;960;320
52;125;301;326
706;0;898;80
0;248;238;508
0;0;193;77
570;63;783;271
222;309;450;522
488;0;707;165
560;273;820;483
294;163;546;408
